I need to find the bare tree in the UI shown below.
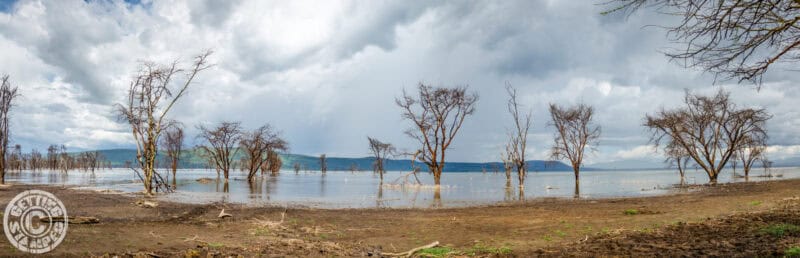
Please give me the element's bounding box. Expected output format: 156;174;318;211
367;137;395;183
47;144;59;170
664;140;691;183
644;89;770;184
29;148;43;171
606;0;800;86
736;133;767;177
8;144;22;171
549;103;601;186
197;121;242;181
396;83;478;185
504;84;532;189
239;124;288;182
163;125;184;187
266;150;282;175
500;150;514;187
0;75;19;184
116;50;212;194
58;145;70;172
319;154;327;173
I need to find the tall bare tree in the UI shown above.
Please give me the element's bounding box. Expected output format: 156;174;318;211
396;83;478;185
0;75;19;184
116;50;212;194
549;103;601;186
163;125;184;187
367;137;395;183
239;124;288;182
606;0;800;86
198;121;242;181
644;89;770;184
504;84;532;189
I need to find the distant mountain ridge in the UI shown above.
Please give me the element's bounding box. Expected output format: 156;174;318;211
88;148;574;172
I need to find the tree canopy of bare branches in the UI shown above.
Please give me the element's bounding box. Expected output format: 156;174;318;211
239;124;288;181
736;132;767;177
163;125;184;187
367;137;395;183
396;83;478;185
549;103;600;184
644;89;770;183
504;83;532;189
116;50;211;194
0;75;19;184
664;140;691;182
606;0;800;86
198;121;242;181
266;150;282;175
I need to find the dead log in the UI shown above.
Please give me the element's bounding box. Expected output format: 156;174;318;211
382;241;440;257
42;216;100;224
136;200;159;208
218;209;232;219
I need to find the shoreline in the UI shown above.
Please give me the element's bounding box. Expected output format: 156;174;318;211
7;168;795;210
0;178;798;256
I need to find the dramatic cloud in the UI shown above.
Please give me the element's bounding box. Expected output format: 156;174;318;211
1;0;798;165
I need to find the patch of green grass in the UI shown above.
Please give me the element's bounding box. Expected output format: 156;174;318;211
554;229;567;237
417;246;453;257
467;244;512;256
785;246;800;257
748;201;762;206
760;223;800;237
624;209;639;215
542;235;553;242
207;242;224;248
253;228;270;236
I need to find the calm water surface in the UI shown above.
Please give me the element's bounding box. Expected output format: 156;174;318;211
5;167;799;208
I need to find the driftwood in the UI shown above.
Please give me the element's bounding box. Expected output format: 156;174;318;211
382;241;439;257
196;178;215;184
218;209;232;219
42;216;100;224
136;200;159;208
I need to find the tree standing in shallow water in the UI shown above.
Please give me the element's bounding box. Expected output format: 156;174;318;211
0;75;19;185
549;103;600;195
644;89;770;184
116;50;212;195
396;83;478;186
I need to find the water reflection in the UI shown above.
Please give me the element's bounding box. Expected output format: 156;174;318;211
4;167;800;208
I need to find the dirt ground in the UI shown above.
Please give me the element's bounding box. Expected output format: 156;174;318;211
0;178;798;257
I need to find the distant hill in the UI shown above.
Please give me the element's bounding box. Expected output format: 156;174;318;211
85;148;574;172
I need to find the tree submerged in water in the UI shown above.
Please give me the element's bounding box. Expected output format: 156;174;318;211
116;50;212;195
396;83;478;186
644;89;770;184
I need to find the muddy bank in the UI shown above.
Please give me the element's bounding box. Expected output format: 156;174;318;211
0;179;797;257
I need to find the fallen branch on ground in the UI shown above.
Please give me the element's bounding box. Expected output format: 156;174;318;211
42;216;100;224
382;241;439;257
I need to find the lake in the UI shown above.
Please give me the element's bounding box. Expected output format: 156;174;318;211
4;167;799;208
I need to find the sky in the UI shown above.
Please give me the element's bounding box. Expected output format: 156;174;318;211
0;0;799;165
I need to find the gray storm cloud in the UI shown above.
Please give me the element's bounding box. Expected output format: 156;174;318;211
0;0;799;165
